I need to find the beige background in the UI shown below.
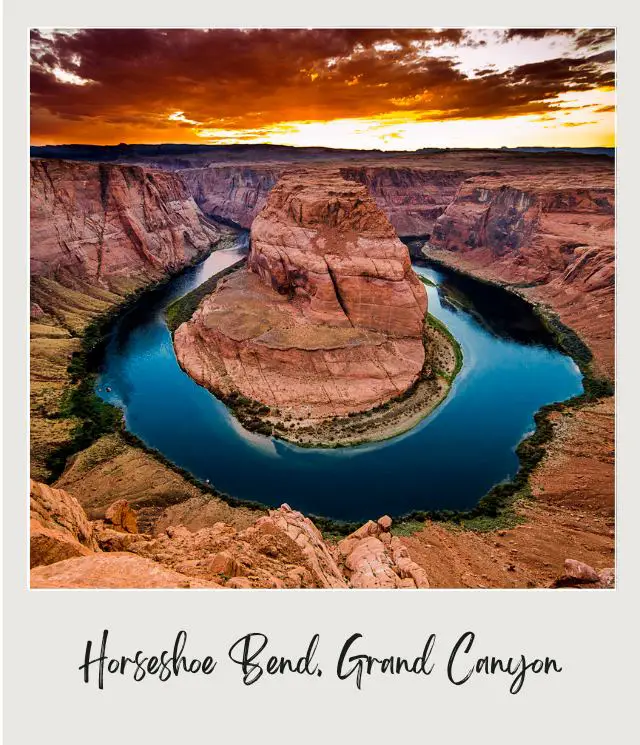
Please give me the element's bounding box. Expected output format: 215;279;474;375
3;1;637;742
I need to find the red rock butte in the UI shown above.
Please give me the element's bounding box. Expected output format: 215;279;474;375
174;169;428;418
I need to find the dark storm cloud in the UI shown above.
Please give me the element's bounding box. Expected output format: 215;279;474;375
30;28;615;143
504;28;615;49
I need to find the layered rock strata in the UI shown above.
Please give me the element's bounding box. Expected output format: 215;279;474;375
29;158;223;479
180;164;282;227
31;159;220;304
429;174;614;377
175;170;427;420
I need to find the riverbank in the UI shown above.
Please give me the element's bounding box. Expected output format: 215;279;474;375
31;230;239;482
262;312;461;448
168;260;462;448
388;243;613;533
40;238;605;542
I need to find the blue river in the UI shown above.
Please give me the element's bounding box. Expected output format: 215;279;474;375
97;238;583;522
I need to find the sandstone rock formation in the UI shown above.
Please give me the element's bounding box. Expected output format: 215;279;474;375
30;479;99;567
29;475;436;589
429;172;614;378
30;477;615;590
337;516;430;588
30;159;220;297
174;169;427;419
31;553;221;589
104;499;138;534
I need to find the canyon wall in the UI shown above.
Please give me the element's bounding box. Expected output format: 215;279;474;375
180;164;282;228
31;159;221;299
30;158;224;480
339;166;470;237
174;169;427;419
179;162;470;237
429;173;615;377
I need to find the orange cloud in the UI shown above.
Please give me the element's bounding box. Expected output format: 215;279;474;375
30;28;615;148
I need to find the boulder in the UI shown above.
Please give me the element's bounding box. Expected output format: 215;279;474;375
552;559;611;588
30;479;99;568
104;499;138;534
338;521;429;589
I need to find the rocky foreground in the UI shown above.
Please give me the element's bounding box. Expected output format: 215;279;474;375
174;169;431;429
30;479;612;590
30;480;431;589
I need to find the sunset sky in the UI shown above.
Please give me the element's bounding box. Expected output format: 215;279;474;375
30;28;615;150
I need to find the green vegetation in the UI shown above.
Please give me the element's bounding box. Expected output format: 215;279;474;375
219;391;275;437
390;520;427;537
45;310;126;480
165;259;246;332
427;313;463;381
418;274;436;288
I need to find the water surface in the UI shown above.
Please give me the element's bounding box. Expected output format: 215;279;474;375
97;239;582;522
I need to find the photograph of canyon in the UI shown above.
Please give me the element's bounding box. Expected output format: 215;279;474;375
29;27;615;590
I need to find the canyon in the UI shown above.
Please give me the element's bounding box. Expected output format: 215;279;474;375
29;146;615;589
30;158;227;481
173;169;443;443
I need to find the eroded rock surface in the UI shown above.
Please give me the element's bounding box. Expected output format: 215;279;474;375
30;478;614;590
429;171;614;378
338;517;430;588
31;553;221;589
30;159;220;296
30;479;99;567
175;169;427;419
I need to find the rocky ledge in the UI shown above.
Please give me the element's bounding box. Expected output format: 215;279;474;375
428;173;614;378
30;479;613;590
30;480;429;589
173;170;448;444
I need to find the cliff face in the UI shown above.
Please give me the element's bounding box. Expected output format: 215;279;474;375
30;158;223;481
179;164;282;228
175;169;427;419
340;166;470;237
249;170;427;335
429;175;615;377
31;159;220;295
178;163;470;237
